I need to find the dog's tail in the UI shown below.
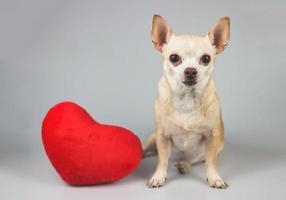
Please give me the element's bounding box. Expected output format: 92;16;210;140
142;132;157;158
142;148;157;159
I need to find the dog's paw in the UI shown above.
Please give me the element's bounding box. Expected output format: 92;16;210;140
175;160;191;174
146;173;166;188
207;177;228;189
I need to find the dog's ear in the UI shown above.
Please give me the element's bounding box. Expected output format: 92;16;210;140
151;15;173;52
208;16;230;54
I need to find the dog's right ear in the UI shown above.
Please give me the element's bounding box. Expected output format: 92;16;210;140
151;15;173;52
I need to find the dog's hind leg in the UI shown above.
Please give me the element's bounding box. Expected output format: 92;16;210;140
175;160;191;174
142;131;157;158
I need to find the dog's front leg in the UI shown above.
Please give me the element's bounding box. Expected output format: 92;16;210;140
205;123;228;189
147;131;171;188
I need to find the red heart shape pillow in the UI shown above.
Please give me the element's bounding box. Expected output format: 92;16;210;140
42;102;142;185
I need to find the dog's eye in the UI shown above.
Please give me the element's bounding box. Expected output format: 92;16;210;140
169;54;181;66
200;54;211;65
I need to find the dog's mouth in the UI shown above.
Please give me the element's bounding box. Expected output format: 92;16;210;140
182;79;197;86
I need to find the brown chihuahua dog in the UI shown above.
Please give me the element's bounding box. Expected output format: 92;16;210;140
143;15;230;189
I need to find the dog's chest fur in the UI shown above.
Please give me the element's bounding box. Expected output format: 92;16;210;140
164;92;209;148
157;77;213;161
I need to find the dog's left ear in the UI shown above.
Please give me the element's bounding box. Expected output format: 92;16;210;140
208;17;230;54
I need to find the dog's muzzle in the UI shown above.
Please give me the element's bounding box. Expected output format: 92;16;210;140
183;67;197;86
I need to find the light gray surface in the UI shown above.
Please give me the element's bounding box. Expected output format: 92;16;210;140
1;0;286;199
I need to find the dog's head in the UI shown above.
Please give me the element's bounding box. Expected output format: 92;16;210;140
151;15;230;92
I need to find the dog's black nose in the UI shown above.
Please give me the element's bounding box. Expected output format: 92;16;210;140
184;67;197;79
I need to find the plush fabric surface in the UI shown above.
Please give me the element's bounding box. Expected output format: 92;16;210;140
42;102;142;185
